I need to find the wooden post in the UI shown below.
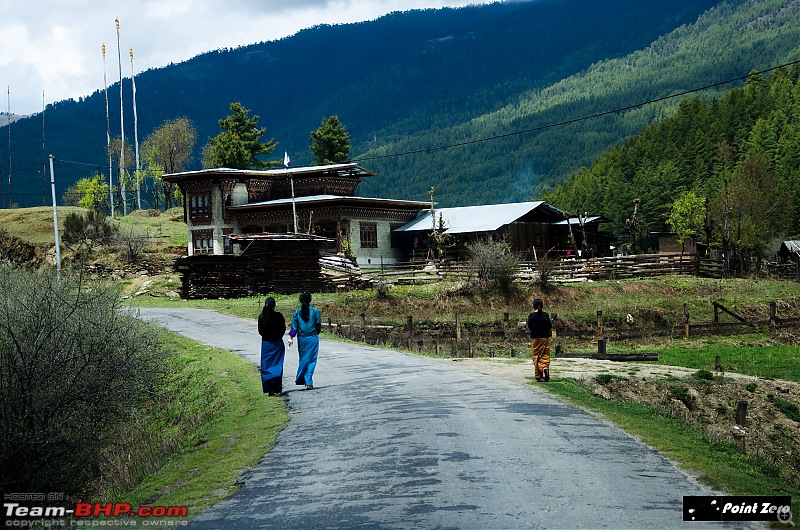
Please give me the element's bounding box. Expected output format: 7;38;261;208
468;339;473;358
683;303;690;340
598;339;606;355
435;338;440;356
407;316;413;349
328;318;332;333
735;401;748;426
360;312;366;342
337;323;342;337
639;309;646;339
596;310;603;336
490;346;494;358
511;346;516;358
769;301;777;333
503;312;509;337
349;323;354;340
455;313;462;344
451;339;457;358
551;313;557;338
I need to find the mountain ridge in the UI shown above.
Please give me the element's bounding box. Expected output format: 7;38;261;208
4;0;798;214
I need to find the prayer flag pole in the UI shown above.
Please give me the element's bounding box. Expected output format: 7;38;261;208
103;44;114;218
285;152;298;233
116;17;127;216
130;47;141;210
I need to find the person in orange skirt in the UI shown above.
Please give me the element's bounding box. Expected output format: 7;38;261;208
527;298;552;382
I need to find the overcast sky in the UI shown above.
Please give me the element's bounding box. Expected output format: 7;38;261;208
1;0;494;116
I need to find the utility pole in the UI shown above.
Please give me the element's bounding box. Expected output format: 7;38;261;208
7;86;11;207
41;91;46;206
49;155;61;283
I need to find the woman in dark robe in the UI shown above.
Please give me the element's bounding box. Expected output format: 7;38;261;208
258;297;286;396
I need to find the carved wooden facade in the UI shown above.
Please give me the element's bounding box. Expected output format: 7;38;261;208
162;164;429;264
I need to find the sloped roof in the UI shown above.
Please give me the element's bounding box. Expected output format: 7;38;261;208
162;163;374;183
395;201;564;234
782;240;800;254
554;216;605;226
228;194;429;210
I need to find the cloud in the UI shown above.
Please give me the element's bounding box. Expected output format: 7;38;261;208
2;0;490;114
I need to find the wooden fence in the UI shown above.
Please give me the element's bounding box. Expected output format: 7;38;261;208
350;253;727;286
322;301;800;358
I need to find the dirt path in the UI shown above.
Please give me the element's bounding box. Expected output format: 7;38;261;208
442;355;746;384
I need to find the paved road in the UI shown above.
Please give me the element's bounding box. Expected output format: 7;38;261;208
136;308;727;529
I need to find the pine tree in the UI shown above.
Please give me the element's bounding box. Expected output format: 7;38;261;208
309;116;351;165
205;102;278;170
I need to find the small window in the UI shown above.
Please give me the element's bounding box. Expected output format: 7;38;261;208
359;222;377;248
192;231;214;255
189;193;211;221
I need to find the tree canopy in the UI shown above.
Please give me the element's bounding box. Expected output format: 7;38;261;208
204;102;278;170
310;115;351;165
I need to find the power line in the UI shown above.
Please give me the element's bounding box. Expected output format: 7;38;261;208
353;58;800;162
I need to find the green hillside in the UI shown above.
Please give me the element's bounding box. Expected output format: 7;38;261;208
357;0;800;206
544;65;800;269
0;0;719;207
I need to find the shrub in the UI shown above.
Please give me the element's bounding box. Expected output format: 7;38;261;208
535;255;558;290
670;385;695;409
63;209;115;248
468;236;520;293
0;266;167;495
693;369;714;380
595;373;614;385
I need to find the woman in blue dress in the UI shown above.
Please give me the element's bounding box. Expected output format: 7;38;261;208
287;292;322;390
258;297;286;396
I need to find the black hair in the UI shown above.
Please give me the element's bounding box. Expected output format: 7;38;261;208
299;292;312;322
532;298;544;310
263;297;276;314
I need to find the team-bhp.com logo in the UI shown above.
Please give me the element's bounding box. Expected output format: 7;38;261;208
4;501;188;527
684;496;793;524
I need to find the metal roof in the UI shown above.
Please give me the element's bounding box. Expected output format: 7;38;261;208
783;240;800;253
555;216;605;226
162;163;374;182
395;201;563;234
228;194;429;210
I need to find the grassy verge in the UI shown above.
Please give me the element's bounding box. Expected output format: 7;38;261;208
114;331;287;518
540;376;800;524
658;343;800;382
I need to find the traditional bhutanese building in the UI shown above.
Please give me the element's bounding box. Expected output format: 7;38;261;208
162;163;430;266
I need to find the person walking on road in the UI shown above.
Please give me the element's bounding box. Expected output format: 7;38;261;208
527;297;552;382
288;292;322;390
258;297;287;396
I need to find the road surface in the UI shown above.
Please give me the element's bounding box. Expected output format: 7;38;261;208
136;307;730;529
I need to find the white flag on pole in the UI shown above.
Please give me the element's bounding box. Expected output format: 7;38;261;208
284;151;291;167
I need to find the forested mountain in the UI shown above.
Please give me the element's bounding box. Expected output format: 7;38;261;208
545;67;800;263
1;0;799;220
0;0;720;207
357;0;800;206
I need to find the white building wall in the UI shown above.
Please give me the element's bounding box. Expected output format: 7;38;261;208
348;218;404;267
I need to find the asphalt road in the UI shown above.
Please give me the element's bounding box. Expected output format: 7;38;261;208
136;307;729;529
